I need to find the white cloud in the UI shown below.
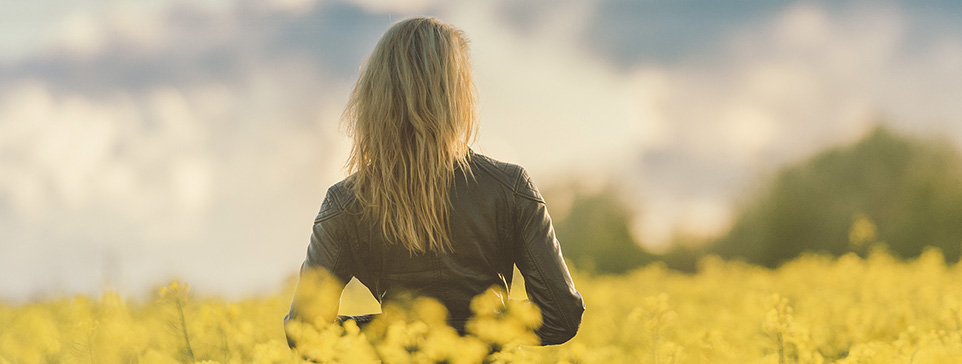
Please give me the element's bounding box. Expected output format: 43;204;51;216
0;69;350;299
55;11;106;56
343;0;440;14
269;0;321;14
44;3;171;58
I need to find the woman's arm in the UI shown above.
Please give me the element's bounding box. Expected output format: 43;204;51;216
513;168;585;345
284;187;356;349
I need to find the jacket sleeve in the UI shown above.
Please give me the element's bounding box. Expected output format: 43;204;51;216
513;168;585;345
284;186;355;349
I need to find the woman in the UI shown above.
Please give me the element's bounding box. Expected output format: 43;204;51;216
284;17;584;347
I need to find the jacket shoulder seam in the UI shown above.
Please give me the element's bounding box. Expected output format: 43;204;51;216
471;153;519;192
470;153;543;203
314;183;347;224
513;168;545;203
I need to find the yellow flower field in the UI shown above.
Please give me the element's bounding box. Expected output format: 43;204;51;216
3;248;962;363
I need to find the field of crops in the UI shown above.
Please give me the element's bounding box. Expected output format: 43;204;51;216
3;248;962;363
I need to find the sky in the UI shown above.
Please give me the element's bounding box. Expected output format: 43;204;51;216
0;0;960;301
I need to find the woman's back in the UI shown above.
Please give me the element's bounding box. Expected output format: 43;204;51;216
297;151;583;344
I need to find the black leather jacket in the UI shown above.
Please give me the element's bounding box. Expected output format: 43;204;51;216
284;151;585;346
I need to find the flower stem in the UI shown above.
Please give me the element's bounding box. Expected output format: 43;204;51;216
177;301;195;362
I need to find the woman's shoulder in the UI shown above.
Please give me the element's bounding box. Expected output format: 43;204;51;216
468;151;543;203
313;177;359;222
468;151;520;176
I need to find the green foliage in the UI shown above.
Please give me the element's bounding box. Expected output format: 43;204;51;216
550;186;655;274
658;240;709;273
711;125;962;267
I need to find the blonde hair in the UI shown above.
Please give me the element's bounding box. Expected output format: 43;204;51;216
343;17;478;254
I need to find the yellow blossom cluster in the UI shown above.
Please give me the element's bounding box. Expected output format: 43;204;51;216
3;248;962;363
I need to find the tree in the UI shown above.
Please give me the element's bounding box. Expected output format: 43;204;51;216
550;186;655;274
711;126;962;267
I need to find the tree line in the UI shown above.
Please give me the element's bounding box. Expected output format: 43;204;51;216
550;126;962;274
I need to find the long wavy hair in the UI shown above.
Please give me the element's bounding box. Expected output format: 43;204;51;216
342;17;478;254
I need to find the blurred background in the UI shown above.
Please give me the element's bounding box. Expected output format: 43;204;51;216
1;0;960;301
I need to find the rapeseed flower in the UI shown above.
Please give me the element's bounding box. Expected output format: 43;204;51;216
5;250;962;363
